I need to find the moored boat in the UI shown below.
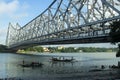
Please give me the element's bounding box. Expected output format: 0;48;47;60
21;62;43;67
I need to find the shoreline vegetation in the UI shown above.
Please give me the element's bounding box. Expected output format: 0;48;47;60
0;44;117;53
0;44;8;53
16;46;117;54
0;44;118;54
109;20;120;57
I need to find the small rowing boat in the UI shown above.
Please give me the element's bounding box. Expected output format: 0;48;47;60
21;62;43;67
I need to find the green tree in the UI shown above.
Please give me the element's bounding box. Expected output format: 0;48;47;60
109;19;120;43
0;45;7;52
25;46;43;52
109;19;120;57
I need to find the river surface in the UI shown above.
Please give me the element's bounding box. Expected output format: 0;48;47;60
0;52;120;80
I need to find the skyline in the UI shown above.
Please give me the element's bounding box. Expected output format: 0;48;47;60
0;0;118;48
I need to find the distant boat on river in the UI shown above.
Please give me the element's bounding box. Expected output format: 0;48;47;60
51;56;75;62
20;61;43;68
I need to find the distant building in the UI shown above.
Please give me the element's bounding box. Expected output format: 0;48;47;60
74;47;77;50
79;50;83;52
58;46;64;50
43;47;50;52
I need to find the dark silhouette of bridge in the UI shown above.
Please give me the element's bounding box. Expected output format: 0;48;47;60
6;0;120;50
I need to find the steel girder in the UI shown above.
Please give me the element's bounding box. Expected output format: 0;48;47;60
6;0;120;48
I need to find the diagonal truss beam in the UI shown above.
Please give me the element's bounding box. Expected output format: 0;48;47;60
6;0;120;49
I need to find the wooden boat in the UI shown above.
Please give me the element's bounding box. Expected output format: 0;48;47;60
110;65;120;69
21;62;43;67
51;57;74;62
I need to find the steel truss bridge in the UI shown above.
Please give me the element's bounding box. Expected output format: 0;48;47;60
6;0;120;49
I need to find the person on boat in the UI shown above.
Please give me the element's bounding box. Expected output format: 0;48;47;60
22;60;25;64
63;57;65;60
71;57;74;60
59;56;61;60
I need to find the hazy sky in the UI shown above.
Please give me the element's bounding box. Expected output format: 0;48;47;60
0;0;118;48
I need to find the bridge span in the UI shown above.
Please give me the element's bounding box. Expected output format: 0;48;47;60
6;0;120;50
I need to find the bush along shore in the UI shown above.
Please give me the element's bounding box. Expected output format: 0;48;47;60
16;46;117;53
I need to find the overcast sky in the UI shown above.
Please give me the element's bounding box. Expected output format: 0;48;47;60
0;0;118;48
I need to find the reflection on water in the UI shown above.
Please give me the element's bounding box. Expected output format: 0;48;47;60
0;52;120;80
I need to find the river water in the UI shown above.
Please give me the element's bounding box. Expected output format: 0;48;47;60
0;52;120;80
